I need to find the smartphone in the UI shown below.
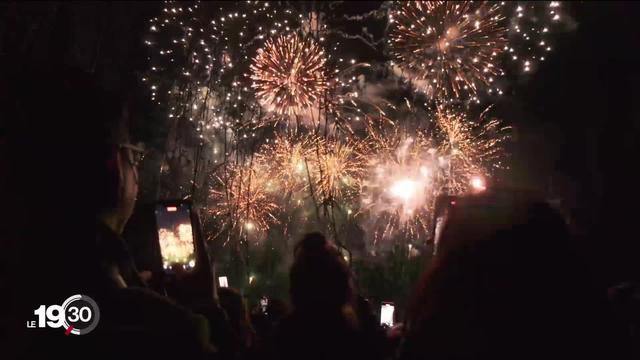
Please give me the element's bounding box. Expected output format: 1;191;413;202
154;201;196;272
338;245;351;265
260;296;269;313
218;276;229;288
380;302;395;327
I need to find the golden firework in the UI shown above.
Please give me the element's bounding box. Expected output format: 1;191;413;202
257;133;365;204
313;139;366;203
360;107;509;244
208;161;279;238
250;33;328;116
435;105;509;192
361;119;438;243
256;133;319;195
389;1;508;99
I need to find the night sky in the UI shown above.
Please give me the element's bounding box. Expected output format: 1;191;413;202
2;1;639;284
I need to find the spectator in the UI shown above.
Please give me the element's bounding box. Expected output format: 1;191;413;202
400;191;631;360
608;281;640;358
354;295;393;358
250;297;288;360
9;68;216;359
265;297;289;326
272;232;380;360
218;287;255;358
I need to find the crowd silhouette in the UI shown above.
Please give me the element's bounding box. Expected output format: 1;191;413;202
7;69;638;360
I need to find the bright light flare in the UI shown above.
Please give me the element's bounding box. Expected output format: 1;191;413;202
470;176;487;191
390;179;419;202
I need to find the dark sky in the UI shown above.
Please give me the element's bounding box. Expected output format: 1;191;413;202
3;1;639;284
512;2;640;283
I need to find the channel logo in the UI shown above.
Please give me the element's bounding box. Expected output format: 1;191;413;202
27;294;100;336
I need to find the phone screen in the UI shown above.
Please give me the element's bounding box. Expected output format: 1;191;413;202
380;303;395;327
154;203;196;270
260;297;269;313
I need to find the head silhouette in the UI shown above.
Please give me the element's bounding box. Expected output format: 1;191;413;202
290;232;352;311
404;191;620;360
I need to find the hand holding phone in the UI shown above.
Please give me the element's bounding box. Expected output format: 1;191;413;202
155;202;197;272
154;201;215;303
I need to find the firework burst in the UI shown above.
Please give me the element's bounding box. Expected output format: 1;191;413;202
389;1;508;100
359;106;509;245
256;133;319;195
256;134;365;205
208;161;279;242
506;1;566;74
434;105;510;192
250;33;328;117
313;139;367;204
361;120;439;243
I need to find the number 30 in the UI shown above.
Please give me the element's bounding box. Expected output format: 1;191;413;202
68;306;92;322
